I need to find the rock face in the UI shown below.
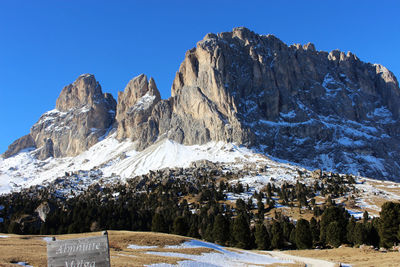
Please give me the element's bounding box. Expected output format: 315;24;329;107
2;134;35;158
116;71;248;150
3;27;400;181
116;74;161;148
35;202;52;222
4;74;117;158
183;27;399;180
116;27;400;180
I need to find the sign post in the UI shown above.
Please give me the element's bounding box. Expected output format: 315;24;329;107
47;231;111;267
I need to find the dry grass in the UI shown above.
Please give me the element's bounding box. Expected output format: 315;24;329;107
0;231;304;266
261;205;316;222
286;246;400;267
0;234;47;266
2;231;400;266
0;231;190;267
377;186;400;195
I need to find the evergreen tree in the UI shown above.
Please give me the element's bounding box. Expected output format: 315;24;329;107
39;223;48;235
233;213;251;249
309;217;320;245
295;219;312;249
257;199;265;223
173;216;188;236
313;206;322;217
365;219;380;247
282;221;294;243
289;229;296;248
255;223;270;250
236;199;247;214
188;223;200;238
326;221;342;247
203;222;214;242
320;206;348;245
346;217;356;245
151;213;168;233
8;222;20;234
271;221;284;249
363;210;369;224
266;183;272;198
354;223;366;245
379;202;400;248
213;214;229;245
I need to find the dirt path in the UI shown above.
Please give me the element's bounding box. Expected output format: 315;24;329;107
264;251;338;267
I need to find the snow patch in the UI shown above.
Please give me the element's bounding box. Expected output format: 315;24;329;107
164;240;223;251
146;240;292;267
0;134;265;195
128;244;158;249
280;110;296;119
129;92;156;112
80;106;91;113
346;209;364;219
16;262;33;267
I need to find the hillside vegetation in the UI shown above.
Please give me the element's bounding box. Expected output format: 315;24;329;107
2;165;400;252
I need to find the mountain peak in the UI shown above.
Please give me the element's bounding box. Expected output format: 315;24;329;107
3;28;400;181
167;27;400;180
117;74;161;105
3;74;116;159
55;74;103;112
116;74;161;143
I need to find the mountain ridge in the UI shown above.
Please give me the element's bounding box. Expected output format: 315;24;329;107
3;27;400;180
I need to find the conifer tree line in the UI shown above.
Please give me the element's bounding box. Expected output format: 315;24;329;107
0;170;399;250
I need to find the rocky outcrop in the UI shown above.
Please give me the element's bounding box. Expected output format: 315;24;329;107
34;138;54;160
2;134;35;158
168;27;400;180
116;27;400;180
116;74;161;147
35;201;52;222
3;27;400;181
4;74;117;158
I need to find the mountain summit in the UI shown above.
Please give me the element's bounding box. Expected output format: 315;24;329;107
4;74;116;159
3;27;400;180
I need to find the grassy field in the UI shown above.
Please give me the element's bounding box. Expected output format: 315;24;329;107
0;231;300;267
0;231;399;266
286;246;400;267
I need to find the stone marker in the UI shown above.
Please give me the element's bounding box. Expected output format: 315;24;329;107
47;231;110;267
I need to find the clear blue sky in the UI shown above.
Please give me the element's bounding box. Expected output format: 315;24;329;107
1;0;399;153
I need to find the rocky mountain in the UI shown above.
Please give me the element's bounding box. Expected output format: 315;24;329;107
2;27;400;181
115;74;161;149
4;74;116;159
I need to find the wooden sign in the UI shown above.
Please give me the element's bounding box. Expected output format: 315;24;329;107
47;232;111;267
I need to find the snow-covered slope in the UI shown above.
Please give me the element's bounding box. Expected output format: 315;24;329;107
2;131;400;219
0;133;267;195
140;239;294;266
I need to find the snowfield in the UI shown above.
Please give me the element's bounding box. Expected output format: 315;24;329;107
0;133;266;195
127;239;294;266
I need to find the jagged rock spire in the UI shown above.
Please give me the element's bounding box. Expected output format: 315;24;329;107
4;74;116;158
116;74;161;143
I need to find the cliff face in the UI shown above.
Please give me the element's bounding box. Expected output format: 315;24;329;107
115;74;161;148
4;74;116;159
117;27;400;179
4;27;400;180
